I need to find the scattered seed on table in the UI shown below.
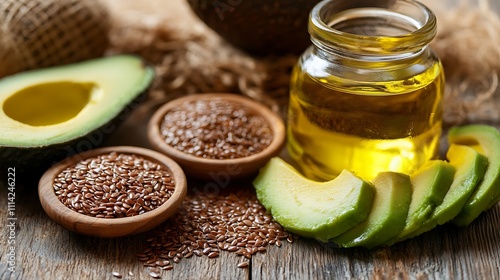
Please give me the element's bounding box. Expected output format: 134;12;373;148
149;271;161;279
160;98;273;159
163;265;174;271
111;271;122;279
237;262;249;268
53;152;175;218
208;252;219;258
137;191;297;271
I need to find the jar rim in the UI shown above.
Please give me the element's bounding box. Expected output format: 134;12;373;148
309;0;437;55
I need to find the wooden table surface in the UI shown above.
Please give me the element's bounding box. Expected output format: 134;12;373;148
1;109;500;280
2;0;500;279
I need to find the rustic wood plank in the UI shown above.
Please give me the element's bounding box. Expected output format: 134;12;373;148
252;204;500;280
0;180;249;280
3;138;498;277
2;120;500;280
1;102;499;279
2;0;500;279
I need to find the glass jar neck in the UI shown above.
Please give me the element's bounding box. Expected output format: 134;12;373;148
309;0;437;59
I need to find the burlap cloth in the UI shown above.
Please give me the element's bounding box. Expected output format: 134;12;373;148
104;0;500;127
0;0;109;77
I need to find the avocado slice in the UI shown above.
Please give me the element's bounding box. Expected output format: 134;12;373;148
447;125;500;226
0;55;154;172
253;157;375;242
405;144;488;239
332;172;412;249
387;160;455;244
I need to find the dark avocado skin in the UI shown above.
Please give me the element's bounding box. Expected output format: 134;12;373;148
0;78;151;183
187;0;320;56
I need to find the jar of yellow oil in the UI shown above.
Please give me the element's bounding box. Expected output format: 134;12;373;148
287;0;444;181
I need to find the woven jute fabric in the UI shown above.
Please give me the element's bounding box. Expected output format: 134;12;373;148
0;0;109;77
0;24;23;77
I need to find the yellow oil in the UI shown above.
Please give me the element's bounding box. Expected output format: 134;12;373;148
287;62;444;181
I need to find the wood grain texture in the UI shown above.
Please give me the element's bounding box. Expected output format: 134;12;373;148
0;180;248;280
252;206;500;280
1;175;499;280
1;95;499;279
2;0;500;279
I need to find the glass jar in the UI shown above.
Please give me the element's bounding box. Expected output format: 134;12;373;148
287;0;444;181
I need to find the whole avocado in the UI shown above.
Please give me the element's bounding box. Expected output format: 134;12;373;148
187;0;321;56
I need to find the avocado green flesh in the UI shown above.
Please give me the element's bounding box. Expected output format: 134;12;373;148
389;161;455;243
405;144;488;239
447;125;500;226
253;157;375;243
332;172;412;249
0;55;154;147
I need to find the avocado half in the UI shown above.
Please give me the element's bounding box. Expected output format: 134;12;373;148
0;55;154;175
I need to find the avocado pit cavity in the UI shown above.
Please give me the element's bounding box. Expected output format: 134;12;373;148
3;81;95;126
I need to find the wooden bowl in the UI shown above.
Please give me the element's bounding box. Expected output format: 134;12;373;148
147;93;286;180
38;146;187;238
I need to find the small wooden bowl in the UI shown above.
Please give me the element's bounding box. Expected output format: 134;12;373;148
38;146;187;238
147;93;286;180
